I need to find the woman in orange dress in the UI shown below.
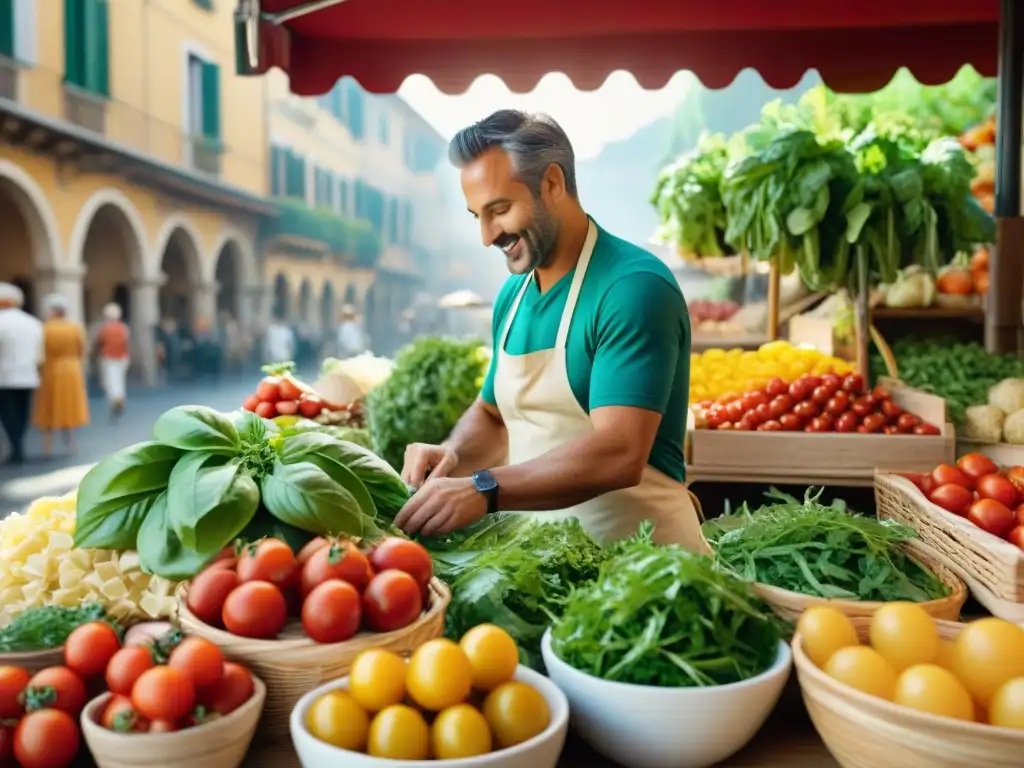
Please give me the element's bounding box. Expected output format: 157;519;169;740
33;294;89;456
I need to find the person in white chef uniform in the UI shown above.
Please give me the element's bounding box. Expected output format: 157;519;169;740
396;110;707;552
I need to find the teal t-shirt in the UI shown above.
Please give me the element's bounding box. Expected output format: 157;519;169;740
481;222;691;482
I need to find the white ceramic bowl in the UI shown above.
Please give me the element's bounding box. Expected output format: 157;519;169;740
290;665;569;767
541;629;791;768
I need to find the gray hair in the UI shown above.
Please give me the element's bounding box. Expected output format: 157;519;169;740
0;282;24;307
448;110;578;197
44;293;68;316
103;302;122;321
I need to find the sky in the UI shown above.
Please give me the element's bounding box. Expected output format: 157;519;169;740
398;70;695;161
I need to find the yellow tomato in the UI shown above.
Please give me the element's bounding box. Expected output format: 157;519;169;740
825;646;898;700
431;704;493;758
989;678;1024;729
306;690;370;751
934;638;957;671
460;624;519;692
348;648;407;712
406;639;473;711
482;681;551;748
703;348;726;361
952;618;1024;705
367;705;430;760
869;603;940;672
893;665;974;721
797;607;859;669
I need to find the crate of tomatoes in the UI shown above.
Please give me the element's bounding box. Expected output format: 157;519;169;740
876;454;1024;623
175;536;450;739
689;373;954;483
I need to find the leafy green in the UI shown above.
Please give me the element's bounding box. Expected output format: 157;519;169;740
280;432;382;518
74;442;185;550
434;518;609;669
260;460;379;538
152;406;241;455
704;488;950;602
165;453;260;554
237;509;316;553
551;524;782;687
0;604;115;652
136;493;212;580
367;336;490;470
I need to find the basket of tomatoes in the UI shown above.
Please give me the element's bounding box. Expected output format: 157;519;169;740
175;536;450;738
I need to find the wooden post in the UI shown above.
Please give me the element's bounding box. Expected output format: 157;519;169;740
767;259;780;340
855;245;871;384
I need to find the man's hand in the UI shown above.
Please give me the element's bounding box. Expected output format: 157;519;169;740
395;477;487;537
401;443;459;488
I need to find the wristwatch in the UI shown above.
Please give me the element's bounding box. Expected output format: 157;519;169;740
471;470;500;514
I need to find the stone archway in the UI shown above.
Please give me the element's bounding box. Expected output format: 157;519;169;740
343;283;358;310
77;204;146;326
157;227;203;328
272;273;290;321
211;230;258;329
297;279;313;327
321;282;336;335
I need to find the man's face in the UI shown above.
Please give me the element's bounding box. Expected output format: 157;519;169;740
460;148;560;275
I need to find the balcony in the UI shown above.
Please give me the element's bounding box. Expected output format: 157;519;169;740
261;199;382;266
63;83;107;135
0;55;17;101
189;134;223;177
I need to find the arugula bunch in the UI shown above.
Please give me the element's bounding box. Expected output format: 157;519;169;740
704;488;950;602
551;524;783;687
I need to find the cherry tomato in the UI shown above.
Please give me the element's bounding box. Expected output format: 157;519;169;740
932;464;972;490
725;400;745;423
872;385;891;400
296;536;329;567
806;417;832;433
740;391;768;411
255;377;281;402
793;401;819;420
242;395;260;412
102;694;149;732
301;540;372;596
169;637;224;690
902;473;926;491
717;421;735;430
842;373;865;394
766;377;789;397
369;539;434;589
811;385;832;405
14;709;79;768
254;401;276;419
861;413;886;433
834;411;858;433
779;413;802;431
880;399;903;420
1008;526;1024;550
298;397;324;419
64;621;121;679
919;473;938;496
199;662;254;716
897;413;921;431
106;647;155;697
237;538;298;590
850;397;873;417
302;579;363;643
753;402;772;423
757;419;783;431
928;484;975;515
968;498;1016;538
0;666;29;719
976;473;1019;509
768;395;793;418
802;375;822;390
149;719;178;733
789;379;814;402
275;400;300;416
24;667;86;716
186;567;239;627
1005;466;1024;496
883;425;901;435
278;378;303;401
820;373;842;389
132;666;195;722
734;416;754;431
222;581;288;639
914;423;941;436
705;406;728;428
1016;503;1024;527
363;570;423;633
824;392;849;415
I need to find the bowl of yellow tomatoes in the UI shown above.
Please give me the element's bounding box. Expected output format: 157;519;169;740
794;603;1024;767
289;624;569;766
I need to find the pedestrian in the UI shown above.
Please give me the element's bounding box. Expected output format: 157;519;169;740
94;302;131;422
33;294;89;457
264;312;295;364
0;282;44;465
335;304;366;358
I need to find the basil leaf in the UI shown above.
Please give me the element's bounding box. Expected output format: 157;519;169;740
166;453;260;553
75;442;184;549
280;433;378;518
229;409;277;444
137;492;214;580
260;460;372;537
152;406;241;455
238;509;316;553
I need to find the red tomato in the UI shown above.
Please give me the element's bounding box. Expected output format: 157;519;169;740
931;464;972;490
101;694;149;732
779;413;802;431
824;392;849;415
901;473;926;491
897;413;921;432
14;709;79;768
0;666;29;719
296;536;329;567
237;538;298;590
976;473;1019;509
199;662;254;716
752;402;772;424
300;540;372;596
806;417;832;433
811;385;832;405
850;397;873;417
768;395;793;418
928;484;975;516
861;413;886;433
717;421;735;430
959;453;1000;482
222;581;288;639
834;412;857;433
766;377;789;398
242;395;260;412
149;719;178;733
302;580;362;643
740;391;768;411
879;399;902;419
725;400;745;423
169;637;224;690
278;378;303;401
919;473;937;496
914;423;941;436
793;401;819;420
0;723;11;762
788;379;814;402
1009;525;1024;550
254;401;276;419
705;406;728;428
24;667;86;716
186;567;239;626
132;666;195;722
64;621;120;679
968;498;1017;538
106;647;155;697
734;416;755;431
757;420;783;431
275;400;300;416
842;373;865;394
369;539;433;589
1016;503;1024;527
255;377;281;402
820;373;842;389
883;425;901;435
362;570;423;633
298;397;324;419
802;375;822;390
1005;466;1024;496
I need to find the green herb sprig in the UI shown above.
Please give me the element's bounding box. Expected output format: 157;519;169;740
0;604;117;653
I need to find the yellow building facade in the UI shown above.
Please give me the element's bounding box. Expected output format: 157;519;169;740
0;0;270;382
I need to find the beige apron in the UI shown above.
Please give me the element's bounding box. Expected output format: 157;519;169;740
493;221;710;552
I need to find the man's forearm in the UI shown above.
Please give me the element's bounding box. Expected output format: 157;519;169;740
444;399;507;476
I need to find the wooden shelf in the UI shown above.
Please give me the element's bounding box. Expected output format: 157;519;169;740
871;305;985;321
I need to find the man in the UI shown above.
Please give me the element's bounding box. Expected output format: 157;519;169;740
0;282;44;464
396;110;707;550
264;312;295;364
336;305;366;358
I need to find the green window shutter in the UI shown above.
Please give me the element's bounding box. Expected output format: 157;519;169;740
201;60;221;140
404;201;413;245
0;0;14;59
64;0;84;86
345;80;364;140
271;146;283;195
82;0;109;96
330;83;342;120
192;0;214;10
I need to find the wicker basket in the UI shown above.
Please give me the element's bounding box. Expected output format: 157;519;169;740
794;617;1024;767
0;646;65;674
875;471;1024;602
751;543;967;625
80;674;266;768
175;578;450;738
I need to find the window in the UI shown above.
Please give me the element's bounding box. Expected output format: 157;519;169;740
284;149;307;200
387;198;399;243
343;78;365;139
64;0;109;96
186;53;221;143
192;0;214;9
403;201;414;245
0;0;35;64
378;114;389;144
338;179;349;214
314;167;334;208
270;145;286;196
354;180;384;235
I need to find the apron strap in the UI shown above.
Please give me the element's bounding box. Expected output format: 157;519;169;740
687;489;706;523
555;220;598;349
498;275;534;351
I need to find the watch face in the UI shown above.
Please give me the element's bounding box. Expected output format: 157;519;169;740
474;471;498;493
